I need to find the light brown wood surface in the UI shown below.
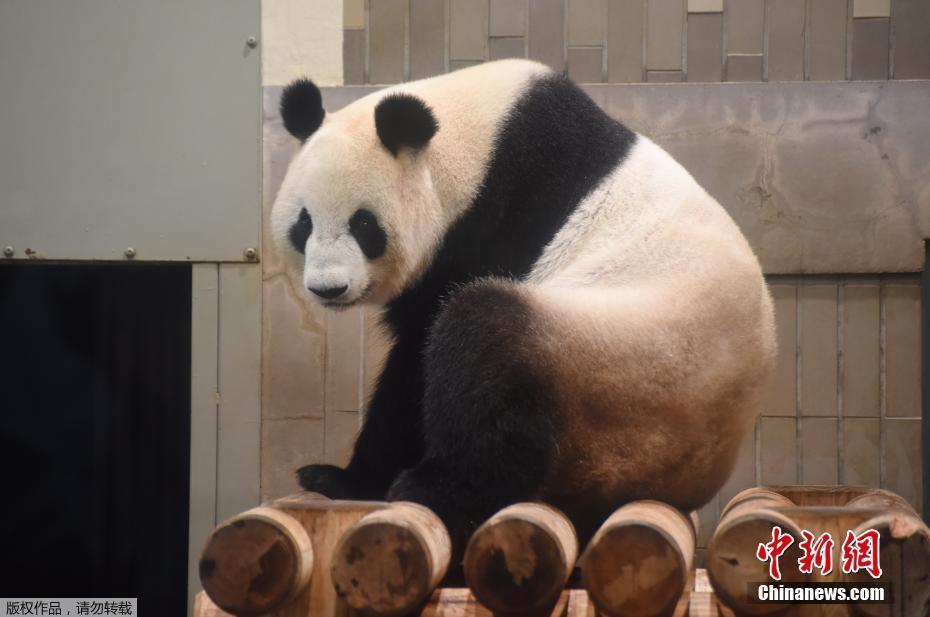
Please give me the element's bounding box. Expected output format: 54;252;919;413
330;501;451;616
419;588;576;617
710;486;930;617
708;488;805;616
270;492;386;617
199;505;314;615
580;500;696;617
193;591;234;617
846;508;930;617
464;502;578;615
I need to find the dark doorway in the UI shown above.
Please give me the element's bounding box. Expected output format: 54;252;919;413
0;263;192;615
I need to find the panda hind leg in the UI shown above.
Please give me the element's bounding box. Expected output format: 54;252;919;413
386;279;558;556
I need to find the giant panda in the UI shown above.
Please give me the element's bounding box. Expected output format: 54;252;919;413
271;59;776;551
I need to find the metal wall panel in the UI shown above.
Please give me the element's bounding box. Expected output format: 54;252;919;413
0;1;261;262
216;263;262;522
188;264;219;612
187;263;262;612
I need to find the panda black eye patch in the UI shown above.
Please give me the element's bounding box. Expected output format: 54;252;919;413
349;208;387;260
288;207;313;254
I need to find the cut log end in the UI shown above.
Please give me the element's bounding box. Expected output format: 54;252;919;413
199;507;313;616
193;591;234;617
464;503;577;615
331;502;451;617
707;509;803;616
581;501;694;617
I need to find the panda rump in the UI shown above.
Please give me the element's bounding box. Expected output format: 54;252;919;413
270;59;777;552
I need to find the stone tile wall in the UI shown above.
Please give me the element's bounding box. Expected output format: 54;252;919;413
260;87;391;500
697;274;923;559
260;81;924;538
341;0;930;84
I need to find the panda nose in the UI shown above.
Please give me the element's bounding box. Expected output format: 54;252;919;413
309;285;348;300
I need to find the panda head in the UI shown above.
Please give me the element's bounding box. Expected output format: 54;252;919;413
271;78;440;309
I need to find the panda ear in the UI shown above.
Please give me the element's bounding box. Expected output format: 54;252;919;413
280;78;325;142
374;94;438;156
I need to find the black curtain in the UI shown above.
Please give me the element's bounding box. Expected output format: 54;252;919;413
0;263;192;615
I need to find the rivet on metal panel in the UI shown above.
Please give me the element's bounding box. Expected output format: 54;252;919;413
244;247;258;261
246;36;258;49
124;247;136;259
2;246;13;257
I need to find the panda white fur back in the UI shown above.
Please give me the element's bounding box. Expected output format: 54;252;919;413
271;59;776;551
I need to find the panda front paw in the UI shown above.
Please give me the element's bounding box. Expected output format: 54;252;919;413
296;464;365;499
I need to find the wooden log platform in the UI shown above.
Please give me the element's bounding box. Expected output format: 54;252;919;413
199;492;385;616
194;576;724;617
707;485;930;617
195;486;926;617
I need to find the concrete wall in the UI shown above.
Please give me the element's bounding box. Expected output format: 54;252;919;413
262;0;343;86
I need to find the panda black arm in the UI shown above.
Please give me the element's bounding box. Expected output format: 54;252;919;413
297;334;425;499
